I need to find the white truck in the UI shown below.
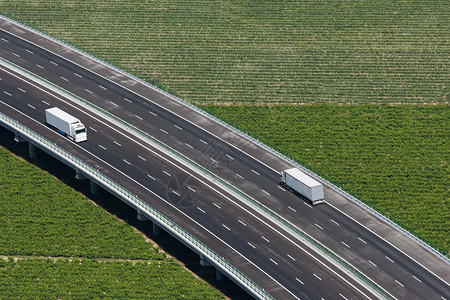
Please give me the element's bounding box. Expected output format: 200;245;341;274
280;168;324;205
45;107;87;142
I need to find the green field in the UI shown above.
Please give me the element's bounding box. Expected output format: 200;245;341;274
0;146;224;299
202;104;449;253
0;0;448;285
0;0;448;104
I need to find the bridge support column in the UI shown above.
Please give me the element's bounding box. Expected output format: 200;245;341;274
28;142;37;159
137;210;150;221
199;254;212;267
215;268;224;281
75;169;87;180
14;132;26;142
90;180;99;195
152;222;161;236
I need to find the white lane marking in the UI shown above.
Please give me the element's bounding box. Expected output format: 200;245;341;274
441;297;446;300
210;157;218;164
287;254;296;261
74;73;82;78
174;124;182;130
163;170;171;176
147;174;156;181
99;85;107;90
12;52;20;57
60;76;68;81
172;190;180;197
18;88;26;93
341;241;351;248
9;61;306;295
113;140;122;146
98;144;106;150
36;64;44;69
89;127;97;132
148;110;157;116
385;256;395;263
295;278;304;285
187;186;196;192
327;201;450;289
50;60;58;65
123;97;132;103
261;236;270;243
270;258;278;265
85;88;93;94
314;223;323;230
0;74;342;300
135;114;143;120
1;38;9;42
27;104;35;109
160;128;168;134
252;169;260;175
212;202;221;209
25;49;34;54
222;224;230;231
339;293;348;300
368;260;377;267
123;159;131;165
288;206;296;212
3;91;11;96
395;280;404;287
313;273;322;281
303;202;312;208
358;237;367;244
262;189;270;196
235;173;244;179
185;143;193;149
138;155;146;161
330;219;340;226
238;220;246;226
197;206;205;213
413;275;422;283
110;101;118;107
226;154;234;160
247;242;256;249
278;185;286;191
42;100;50;106
200;139;208;144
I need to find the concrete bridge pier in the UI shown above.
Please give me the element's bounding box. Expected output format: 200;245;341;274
199;254;212;267
216;268;224;281
75;169;87;180
137;209;150;221
152;222;162;236
14;132;26;143
28;142;37;159
90;180;99;195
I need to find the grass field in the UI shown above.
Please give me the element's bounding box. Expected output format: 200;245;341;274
0;0;448;275
0;0;448;104
0;144;225;299
201;104;449;253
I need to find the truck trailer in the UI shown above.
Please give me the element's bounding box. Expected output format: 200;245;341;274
280;168;324;205
45;107;87;143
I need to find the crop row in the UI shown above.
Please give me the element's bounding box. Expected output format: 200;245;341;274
201;104;449;253
0;257;223;299
1;0;447;104
0;146;164;260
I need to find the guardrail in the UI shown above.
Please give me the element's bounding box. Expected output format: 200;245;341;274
0;112;273;300
0;56;392;299
1;13;446;262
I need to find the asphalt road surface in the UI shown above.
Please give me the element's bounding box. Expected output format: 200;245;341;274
1;18;449;299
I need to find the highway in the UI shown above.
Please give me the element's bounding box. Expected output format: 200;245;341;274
1;18;449;299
